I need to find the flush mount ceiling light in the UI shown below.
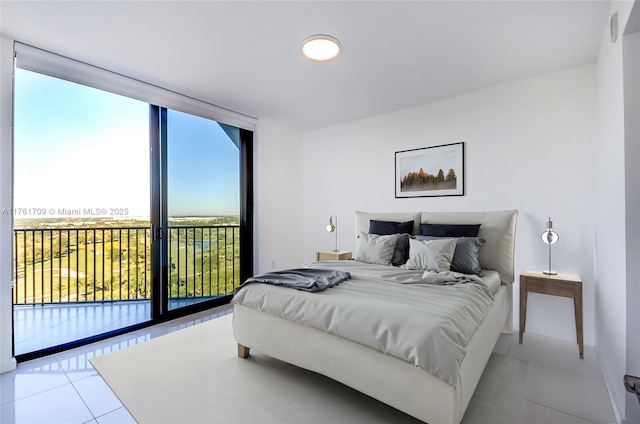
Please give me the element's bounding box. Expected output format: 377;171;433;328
301;34;341;62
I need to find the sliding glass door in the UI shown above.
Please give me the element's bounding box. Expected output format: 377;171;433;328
163;108;242;312
12;69;152;356
13;58;253;359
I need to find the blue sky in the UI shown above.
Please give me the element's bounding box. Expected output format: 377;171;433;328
167;109;239;216
398;145;460;177
14;69;239;219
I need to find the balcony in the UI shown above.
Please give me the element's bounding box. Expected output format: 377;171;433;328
13;223;240;355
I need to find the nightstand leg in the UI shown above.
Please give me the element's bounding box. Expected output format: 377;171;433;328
519;277;527;344
574;283;584;359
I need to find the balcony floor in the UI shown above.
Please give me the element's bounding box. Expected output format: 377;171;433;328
13;299;212;356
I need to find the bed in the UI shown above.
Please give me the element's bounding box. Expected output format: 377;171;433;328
232;210;518;424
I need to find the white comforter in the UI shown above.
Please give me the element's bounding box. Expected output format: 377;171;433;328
232;261;498;387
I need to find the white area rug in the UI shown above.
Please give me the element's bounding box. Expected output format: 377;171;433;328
91;314;529;423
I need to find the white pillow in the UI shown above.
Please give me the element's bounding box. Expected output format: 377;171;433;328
355;232;398;265
404;238;457;271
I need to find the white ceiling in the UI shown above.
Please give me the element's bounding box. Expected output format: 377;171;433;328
0;1;611;131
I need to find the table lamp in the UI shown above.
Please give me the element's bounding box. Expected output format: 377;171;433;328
541;217;559;275
326;216;338;252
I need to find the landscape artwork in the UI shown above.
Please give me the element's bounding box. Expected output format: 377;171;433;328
395;142;465;198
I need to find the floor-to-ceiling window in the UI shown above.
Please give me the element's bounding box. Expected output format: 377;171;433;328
13;69;152;356
164;109;242;311
12;43;254;360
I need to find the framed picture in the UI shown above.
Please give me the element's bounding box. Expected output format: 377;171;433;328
395;142;465;198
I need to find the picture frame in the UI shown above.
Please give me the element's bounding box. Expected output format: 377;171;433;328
395;142;465;198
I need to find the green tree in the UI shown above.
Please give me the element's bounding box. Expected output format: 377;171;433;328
446;168;456;181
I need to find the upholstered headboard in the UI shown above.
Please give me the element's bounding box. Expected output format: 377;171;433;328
355;210;518;284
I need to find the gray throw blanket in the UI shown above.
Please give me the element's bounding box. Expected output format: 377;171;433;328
238;268;350;292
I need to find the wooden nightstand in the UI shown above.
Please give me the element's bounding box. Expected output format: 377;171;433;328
316;250;352;261
519;270;583;358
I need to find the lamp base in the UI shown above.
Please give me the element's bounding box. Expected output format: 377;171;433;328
543;270;558;275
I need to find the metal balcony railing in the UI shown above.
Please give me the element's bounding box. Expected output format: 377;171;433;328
13;225;240;305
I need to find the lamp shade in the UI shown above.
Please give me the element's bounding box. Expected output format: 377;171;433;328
326;216;338;252
326;217;335;233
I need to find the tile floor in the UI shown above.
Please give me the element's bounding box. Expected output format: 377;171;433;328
2;305;232;424
496;332;617;424
1;306;618;424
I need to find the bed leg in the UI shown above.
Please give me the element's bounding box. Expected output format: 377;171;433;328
237;343;250;358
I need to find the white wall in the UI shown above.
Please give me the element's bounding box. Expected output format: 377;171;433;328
595;1;636;421
254;119;304;273
0;35;17;373
623;30;640;423
0;35;15;373
302;66;597;345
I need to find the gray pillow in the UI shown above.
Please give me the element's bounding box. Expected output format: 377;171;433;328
403;238;457;271
355;232;398;265
415;236;486;274
391;233;411;266
368;220;413;266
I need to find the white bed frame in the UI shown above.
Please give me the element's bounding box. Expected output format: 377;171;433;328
233;210;518;424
